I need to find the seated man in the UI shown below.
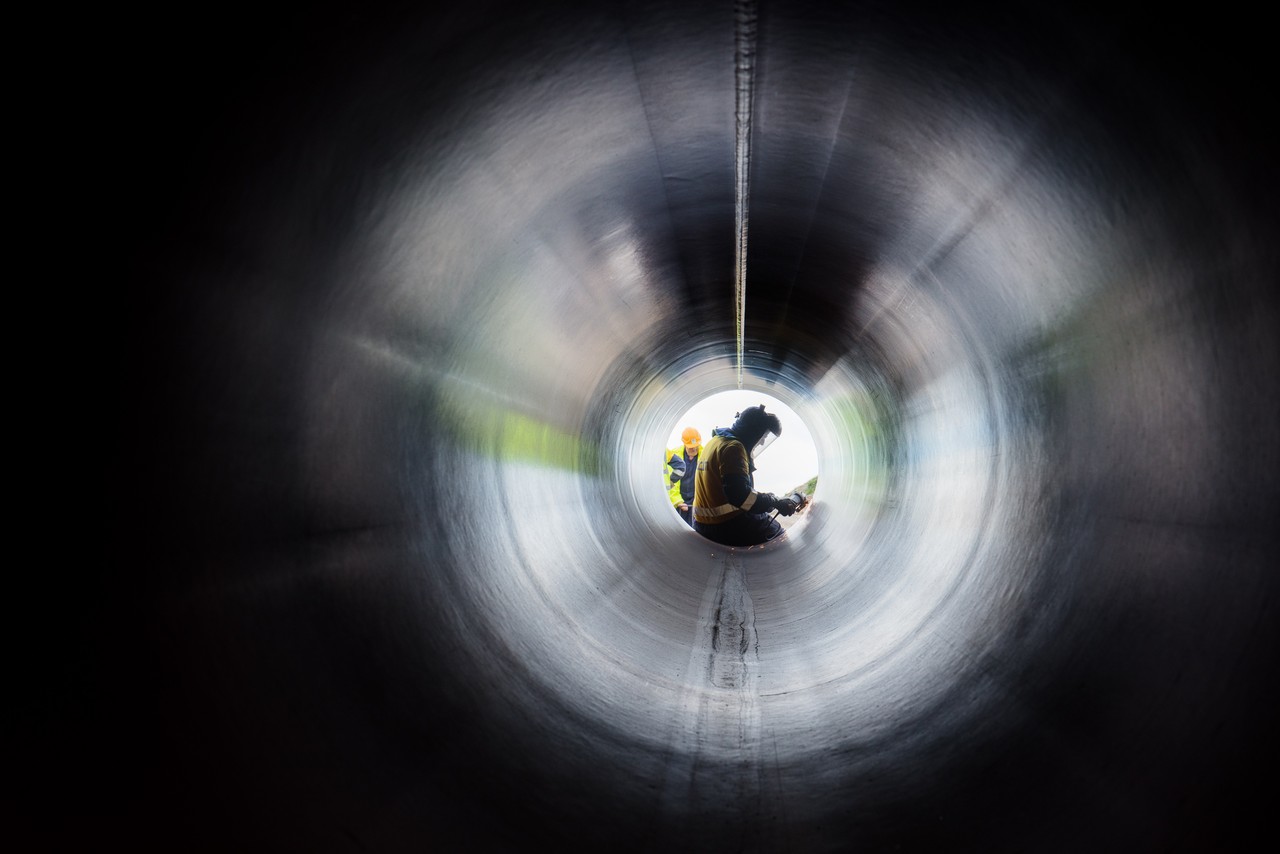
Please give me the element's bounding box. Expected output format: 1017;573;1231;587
692;404;799;546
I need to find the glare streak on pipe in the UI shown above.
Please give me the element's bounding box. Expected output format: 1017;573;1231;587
733;0;757;388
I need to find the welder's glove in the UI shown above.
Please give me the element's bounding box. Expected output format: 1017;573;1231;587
775;497;798;516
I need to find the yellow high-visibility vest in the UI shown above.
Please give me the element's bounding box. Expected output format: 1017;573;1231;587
664;447;685;506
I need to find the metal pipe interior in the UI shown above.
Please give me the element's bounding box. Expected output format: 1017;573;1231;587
91;1;1277;851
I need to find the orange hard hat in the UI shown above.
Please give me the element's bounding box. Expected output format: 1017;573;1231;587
681;427;701;447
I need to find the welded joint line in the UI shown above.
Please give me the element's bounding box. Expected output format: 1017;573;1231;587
651;552;744;824
734;0;757;388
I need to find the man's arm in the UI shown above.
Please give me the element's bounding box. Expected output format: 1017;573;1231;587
666;453;686;506
668;453;686;482
718;443;789;515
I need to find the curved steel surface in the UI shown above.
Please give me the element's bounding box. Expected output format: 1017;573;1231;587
82;1;1277;851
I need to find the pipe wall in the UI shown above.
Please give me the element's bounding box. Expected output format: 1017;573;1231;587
75;1;1280;851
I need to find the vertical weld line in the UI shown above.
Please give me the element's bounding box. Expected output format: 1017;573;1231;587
734;0;757;389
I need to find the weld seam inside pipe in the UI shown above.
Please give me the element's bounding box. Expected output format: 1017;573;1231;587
733;0;757;388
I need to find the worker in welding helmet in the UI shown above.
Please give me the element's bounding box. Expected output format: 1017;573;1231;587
665;427;702;526
691;404;800;546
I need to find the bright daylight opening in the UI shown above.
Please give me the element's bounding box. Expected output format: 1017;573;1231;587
663;390;820;532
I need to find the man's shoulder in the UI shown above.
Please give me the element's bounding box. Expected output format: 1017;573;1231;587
706;435;745;458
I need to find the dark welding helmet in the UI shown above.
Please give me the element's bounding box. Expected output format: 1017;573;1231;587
731;404;782;457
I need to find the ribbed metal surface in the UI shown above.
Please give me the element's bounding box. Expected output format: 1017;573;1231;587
86;1;1278;851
